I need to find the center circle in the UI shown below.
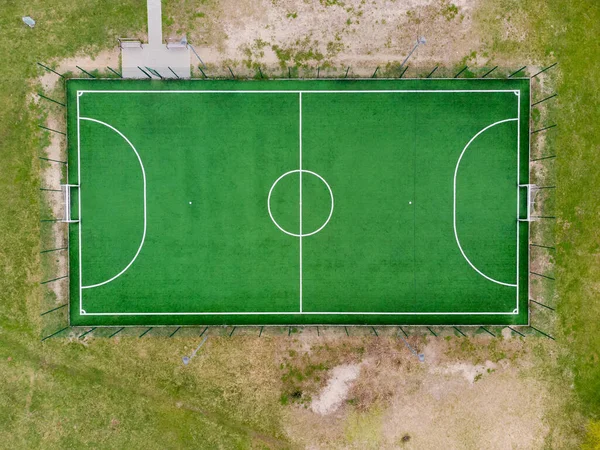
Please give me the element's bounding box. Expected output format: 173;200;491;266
267;169;334;237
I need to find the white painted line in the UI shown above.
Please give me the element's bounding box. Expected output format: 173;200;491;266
77;93;83;313
75;88;523;318
267;170;334;237
79;89;518;94
84;310;518;316
516;91;521;313
79;117;147;290
453;118;519;288
299;93;303;313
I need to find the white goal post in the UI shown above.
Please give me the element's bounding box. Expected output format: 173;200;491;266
61;184;79;223
519;184;538;222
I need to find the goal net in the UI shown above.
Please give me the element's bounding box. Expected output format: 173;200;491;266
61;184;79;223
519;184;538;222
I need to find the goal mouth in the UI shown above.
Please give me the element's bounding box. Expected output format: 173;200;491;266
518;184;538;222
61;184;79;223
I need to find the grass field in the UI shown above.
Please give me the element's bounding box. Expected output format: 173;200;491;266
67;78;529;326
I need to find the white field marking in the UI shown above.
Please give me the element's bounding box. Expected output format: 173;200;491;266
84;310;518;315
79;117;147;290
299;93;303;313
267;169;334;237
453;118;518;288
75;88;523;317
516;91;521;314
79;89;518;94
77;94;83;313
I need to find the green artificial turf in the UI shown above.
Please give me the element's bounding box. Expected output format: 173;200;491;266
67;78;529;325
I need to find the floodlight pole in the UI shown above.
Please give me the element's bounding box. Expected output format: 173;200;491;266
398;333;425;362
399;36;426;69
182;335;208;365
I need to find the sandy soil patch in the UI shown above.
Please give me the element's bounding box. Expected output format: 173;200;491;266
311;363;362;415
39;49;119;91
165;0;484;74
283;335;552;448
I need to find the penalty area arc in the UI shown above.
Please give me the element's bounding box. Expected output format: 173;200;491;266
453;117;519;288
79;117;147;290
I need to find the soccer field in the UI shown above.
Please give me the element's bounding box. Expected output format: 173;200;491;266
66;78;530;326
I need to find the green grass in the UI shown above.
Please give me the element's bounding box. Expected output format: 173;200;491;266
67;78;529;326
550;0;600;423
477;0;600;441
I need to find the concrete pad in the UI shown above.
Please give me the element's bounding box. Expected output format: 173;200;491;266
122;45;190;79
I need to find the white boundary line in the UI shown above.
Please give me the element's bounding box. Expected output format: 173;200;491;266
299;93;303;313
78;89;517;94
453;118;519;288
78;117;147;290
76;88;521;317
84;311;517;316
77;94;82;313
517;92;521;314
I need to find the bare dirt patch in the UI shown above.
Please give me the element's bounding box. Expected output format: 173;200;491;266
166;0;485;75
38;49;119;91
35;50;111;312
282;335;555;448
311;363;362;415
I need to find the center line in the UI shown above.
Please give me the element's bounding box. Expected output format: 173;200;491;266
299;92;303;313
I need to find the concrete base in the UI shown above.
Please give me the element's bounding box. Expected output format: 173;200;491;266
122;45;190;79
